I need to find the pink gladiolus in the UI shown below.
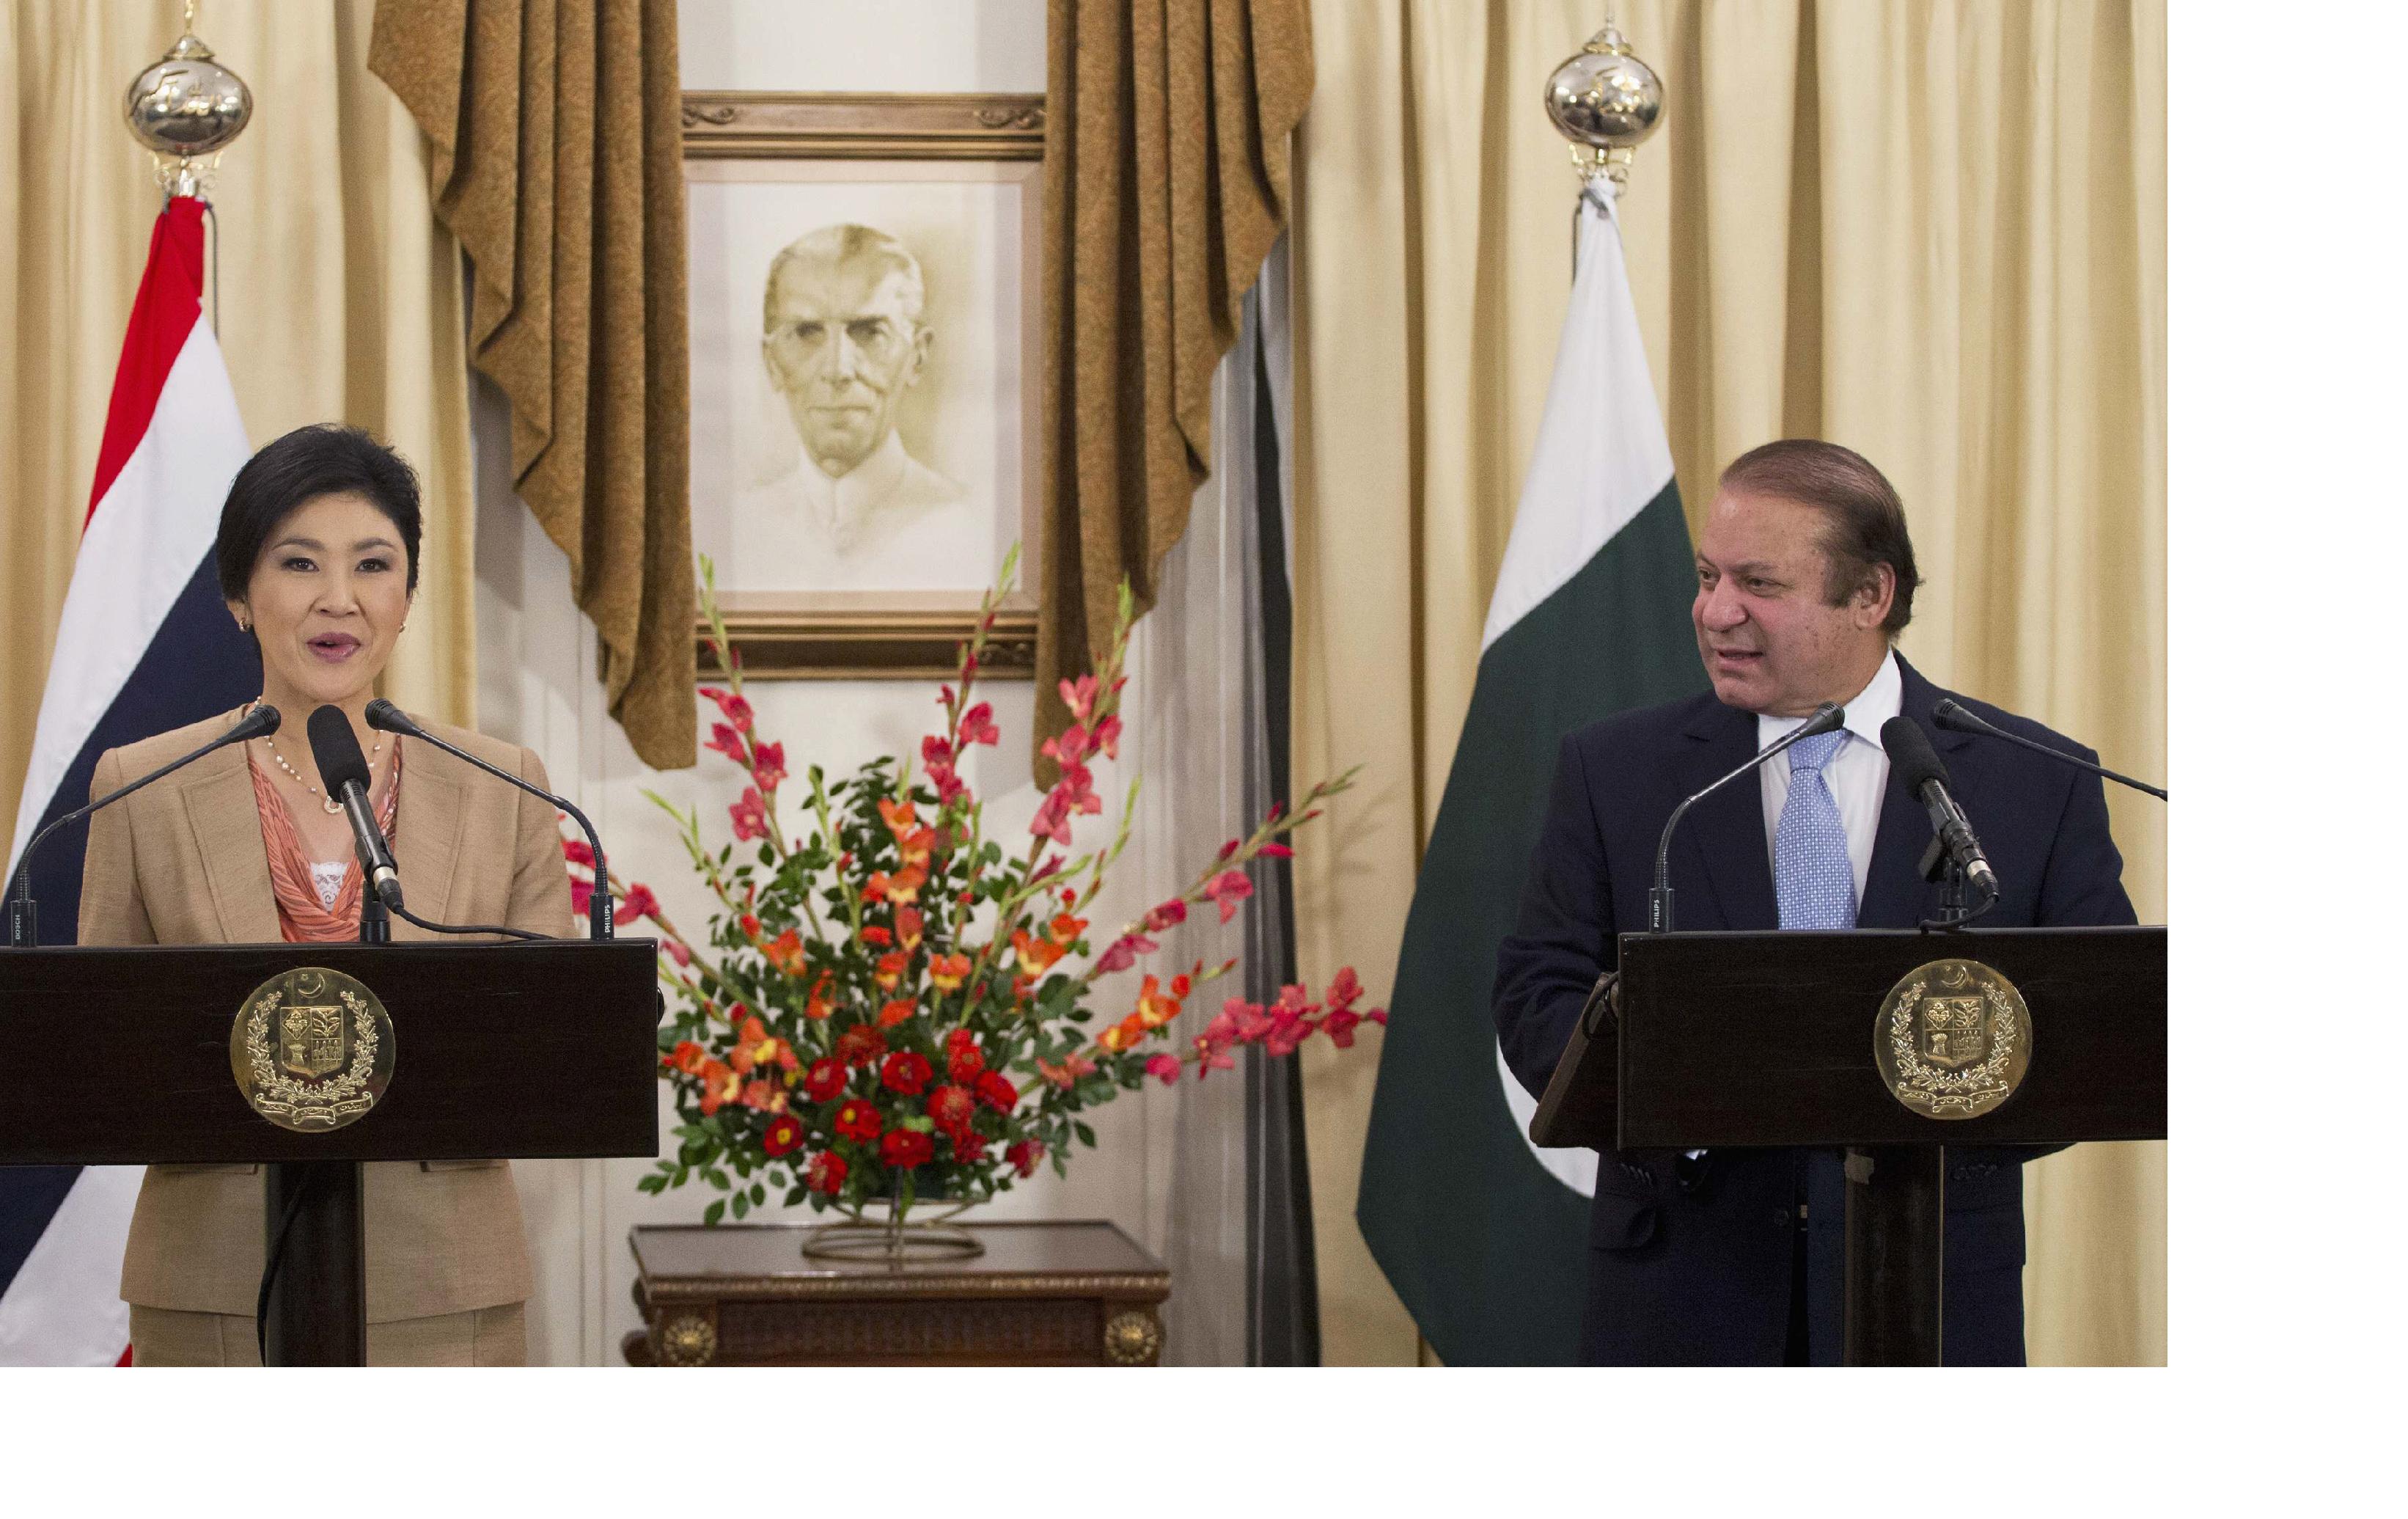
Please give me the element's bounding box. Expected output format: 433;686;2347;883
1322;1006;1367;1048
1145;1053;1182;1086
1059;674;1098;722
704;721;748;766
1093;714;1123;760
730;788;769;842
1201;868;1254;924
1042;723;1090;767
751;740;788;793
1326;966;1365;1010
1216;838;1241;862
1264;1011;1314;1058
1029;789;1075;846
1095;933;1156;975
570;877;594;916
960;701;999;747
922;734;954;768
1143;899;1187;933
661;939;692;968
1258;841;1295;859
1192;1036;1236;1080
561;838;595;867
619;882;661;923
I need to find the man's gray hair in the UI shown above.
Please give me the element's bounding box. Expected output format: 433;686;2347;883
763;224;927;329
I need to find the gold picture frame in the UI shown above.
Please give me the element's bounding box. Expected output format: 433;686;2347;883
683;92;1046;681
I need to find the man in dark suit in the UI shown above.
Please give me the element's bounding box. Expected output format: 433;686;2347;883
1493;439;2134;1365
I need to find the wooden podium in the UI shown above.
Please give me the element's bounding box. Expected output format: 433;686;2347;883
0;940;661;1364
1532;925;2165;1364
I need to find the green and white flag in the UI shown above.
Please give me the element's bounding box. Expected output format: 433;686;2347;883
1356;186;1706;1364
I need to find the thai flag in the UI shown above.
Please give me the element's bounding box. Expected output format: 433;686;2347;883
0;197;256;1364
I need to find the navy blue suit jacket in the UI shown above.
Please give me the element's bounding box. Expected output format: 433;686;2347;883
1493;656;2135;1364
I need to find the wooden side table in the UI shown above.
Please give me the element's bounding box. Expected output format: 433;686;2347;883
625;1219;1170;1366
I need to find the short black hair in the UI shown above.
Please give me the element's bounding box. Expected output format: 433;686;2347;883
1718;439;1923;634
215;425;422;603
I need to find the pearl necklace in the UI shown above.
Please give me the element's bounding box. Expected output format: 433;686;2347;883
250;703;383;815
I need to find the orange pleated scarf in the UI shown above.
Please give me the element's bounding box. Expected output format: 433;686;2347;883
247;743;403;943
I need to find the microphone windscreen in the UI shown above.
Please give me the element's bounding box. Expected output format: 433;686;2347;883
1880;714;1951;796
1931;698;1980;734
364;698;415;736
236;703;280;739
306;705;373;796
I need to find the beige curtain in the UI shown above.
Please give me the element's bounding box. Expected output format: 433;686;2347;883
1290;0;2165;1366
1037;0;1311;771
0;0;477;835
370;0;695;773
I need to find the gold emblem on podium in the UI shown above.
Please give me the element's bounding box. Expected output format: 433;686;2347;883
231;967;395;1132
1874;959;2030;1120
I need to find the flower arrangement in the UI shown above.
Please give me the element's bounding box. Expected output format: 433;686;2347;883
570;551;1379;1226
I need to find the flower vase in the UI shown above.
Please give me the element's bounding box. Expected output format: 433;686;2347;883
801;1176;985;1263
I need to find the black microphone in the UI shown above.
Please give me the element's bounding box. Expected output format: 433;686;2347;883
366;699;610;940
1649;702;1844;933
7;704;282;947
306;706;403;912
1880;716;1999;905
1931;698;2166;800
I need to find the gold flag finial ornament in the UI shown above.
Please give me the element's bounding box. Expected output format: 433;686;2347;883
1544;20;1663;194
124;1;252;200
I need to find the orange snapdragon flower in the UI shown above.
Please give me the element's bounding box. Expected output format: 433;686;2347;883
929;952;972;992
804;970;835;1021
876;999;918;1028
763;929;807;976
897;906;924;954
874;951;911;992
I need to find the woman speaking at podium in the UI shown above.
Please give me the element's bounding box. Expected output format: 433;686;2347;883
77;424;571;1366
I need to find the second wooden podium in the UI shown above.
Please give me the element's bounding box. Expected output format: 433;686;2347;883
0;939;661;1364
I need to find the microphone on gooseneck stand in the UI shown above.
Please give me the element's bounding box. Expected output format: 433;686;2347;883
1648;701;1845;934
1879;716;2000;915
1931;698;2167;800
364;699;610;940
306;706;403;915
6;703;284;948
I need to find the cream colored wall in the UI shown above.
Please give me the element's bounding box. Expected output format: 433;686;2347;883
470;0;1174;1367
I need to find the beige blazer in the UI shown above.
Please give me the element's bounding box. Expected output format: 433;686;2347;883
77;706;573;1322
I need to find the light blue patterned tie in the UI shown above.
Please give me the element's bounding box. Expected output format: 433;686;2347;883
1775;730;1856;930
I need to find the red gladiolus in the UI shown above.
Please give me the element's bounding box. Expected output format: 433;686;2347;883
881;1129;935;1169
661;938;691;967
618;882;661;923
730;788;769;842
1145;1053;1182;1086
751;739;788;793
561;838;595;867
1006;1138;1046;1178
763;1114;803;1156
926;1083;976;1132
960;701;999;747
834;1024;887;1068
834;1099;882;1141
806;1150;848;1196
704;721;748;766
1326;966;1365;1009
700;686;754;733
974;1070;1018;1113
880;1050;933;1096
802;1058;846;1103
1142;899;1187;933
1092;713;1123;760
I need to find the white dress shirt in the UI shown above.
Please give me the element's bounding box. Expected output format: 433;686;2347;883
1755;650;1902;906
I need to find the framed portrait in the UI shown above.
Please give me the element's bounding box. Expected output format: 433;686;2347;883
683;92;1045;678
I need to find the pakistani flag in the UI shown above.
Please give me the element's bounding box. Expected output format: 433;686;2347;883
1355;186;1706;1365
